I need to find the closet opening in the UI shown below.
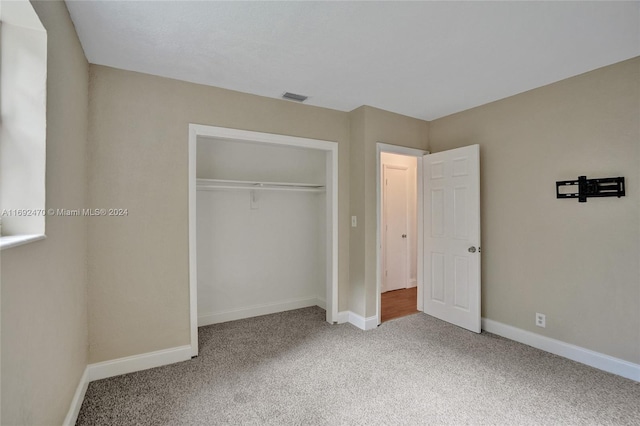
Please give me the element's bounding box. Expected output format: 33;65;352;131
376;143;428;325
188;125;338;357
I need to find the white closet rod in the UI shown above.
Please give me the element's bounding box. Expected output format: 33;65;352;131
196;178;325;193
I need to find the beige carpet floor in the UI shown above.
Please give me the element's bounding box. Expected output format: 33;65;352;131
77;307;640;425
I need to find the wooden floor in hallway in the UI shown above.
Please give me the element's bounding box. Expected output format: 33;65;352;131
381;287;419;322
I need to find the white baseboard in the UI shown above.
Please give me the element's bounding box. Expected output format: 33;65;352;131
482;318;640;382
336;310;378;330
408;279;417;288
64;345;193;424
63;366;89;426
346;311;379;331
87;345;192;382
198;297;321;327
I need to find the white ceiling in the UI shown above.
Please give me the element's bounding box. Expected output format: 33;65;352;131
66;1;640;120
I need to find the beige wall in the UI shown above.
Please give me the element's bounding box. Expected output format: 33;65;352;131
363;107;428;317
87;65;351;362
429;58;640;363
1;1;89;424
348;107;367;316
349;106;429;317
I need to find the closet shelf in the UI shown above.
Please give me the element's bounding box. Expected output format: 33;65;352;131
196;178;325;193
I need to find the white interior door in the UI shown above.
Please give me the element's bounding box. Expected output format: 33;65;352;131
383;165;409;292
423;144;481;333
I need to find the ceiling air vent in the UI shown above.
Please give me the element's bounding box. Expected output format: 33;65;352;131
282;92;308;102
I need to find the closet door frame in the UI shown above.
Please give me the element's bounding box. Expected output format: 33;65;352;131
188;124;339;357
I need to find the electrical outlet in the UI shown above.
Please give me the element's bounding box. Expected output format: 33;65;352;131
535;313;546;328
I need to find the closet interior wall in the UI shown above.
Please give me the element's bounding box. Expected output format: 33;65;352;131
196;136;327;325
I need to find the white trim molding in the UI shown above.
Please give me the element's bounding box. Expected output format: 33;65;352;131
87;345;192;382
198;297;322;326
347;311;379;331
63;367;89;426
336;310;379;330
482;318;640;382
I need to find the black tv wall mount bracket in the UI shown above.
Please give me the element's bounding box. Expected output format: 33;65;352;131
556;176;625;203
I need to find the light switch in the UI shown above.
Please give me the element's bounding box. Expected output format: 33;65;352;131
351;216;357;227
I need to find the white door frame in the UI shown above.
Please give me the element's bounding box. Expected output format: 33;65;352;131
189;124;339;357
376;143;428;326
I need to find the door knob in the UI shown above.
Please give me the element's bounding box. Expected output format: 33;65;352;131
402;234;407;238
468;246;476;253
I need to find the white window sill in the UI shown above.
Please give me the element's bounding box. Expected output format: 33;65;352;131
0;234;46;250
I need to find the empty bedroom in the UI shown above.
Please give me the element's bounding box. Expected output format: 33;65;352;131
0;1;639;425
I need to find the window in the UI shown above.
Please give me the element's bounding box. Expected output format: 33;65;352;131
0;0;47;249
